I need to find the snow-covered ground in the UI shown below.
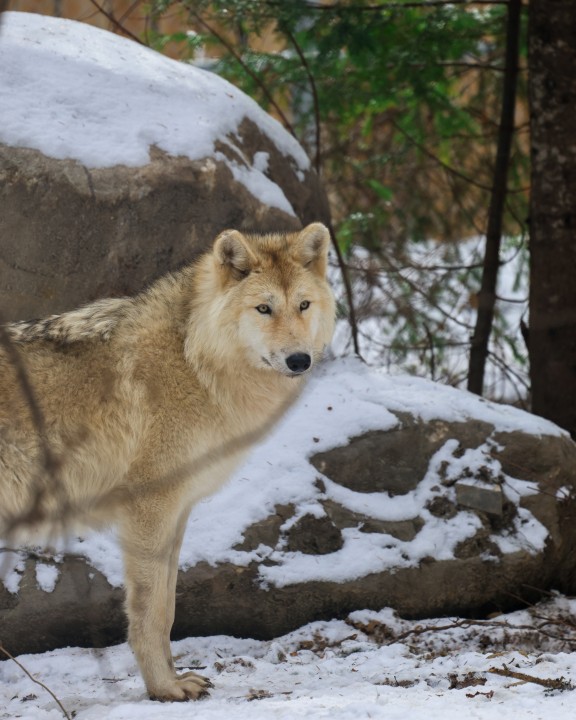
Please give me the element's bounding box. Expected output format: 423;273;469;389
1;358;573;719
2;596;576;719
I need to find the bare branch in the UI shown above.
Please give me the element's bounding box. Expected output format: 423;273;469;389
271;0;512;10
0;317;61;486
391;120;494;193
488;664;573;690
285;28;322;174
86;0;146;44
0;643;72;720
328;225;364;360
189;10;297;138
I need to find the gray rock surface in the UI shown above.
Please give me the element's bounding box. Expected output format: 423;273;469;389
0;125;329;322
3;412;576;656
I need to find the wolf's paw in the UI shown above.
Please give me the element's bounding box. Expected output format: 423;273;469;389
149;672;213;702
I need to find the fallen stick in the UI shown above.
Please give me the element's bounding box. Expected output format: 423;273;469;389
0;642;72;719
488;664;573;691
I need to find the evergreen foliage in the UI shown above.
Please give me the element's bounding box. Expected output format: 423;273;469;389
149;0;529;400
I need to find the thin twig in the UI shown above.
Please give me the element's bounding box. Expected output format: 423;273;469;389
0;643;72;720
0;318;61;485
486;348;530;391
381;255;474;331
0;325;72;539
488;664;573;690
372;614;576;649
189;9;297;138
118;0;146;26
334;256;483;273
272;0;511;10
392;121;494;192
423;323;437;380
329;225;363;359
285;28;322;174
87;0;146;44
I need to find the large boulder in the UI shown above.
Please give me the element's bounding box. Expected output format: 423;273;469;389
0;12;329;321
2;360;576;655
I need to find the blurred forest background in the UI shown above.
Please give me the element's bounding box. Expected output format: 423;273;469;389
6;0;576;437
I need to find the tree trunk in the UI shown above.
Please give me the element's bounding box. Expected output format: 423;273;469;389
467;0;521;395
528;0;576;437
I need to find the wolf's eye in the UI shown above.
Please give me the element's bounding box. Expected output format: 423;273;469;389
300;300;310;311
256;304;272;315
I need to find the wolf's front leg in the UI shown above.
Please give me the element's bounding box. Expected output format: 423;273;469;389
119;493;212;701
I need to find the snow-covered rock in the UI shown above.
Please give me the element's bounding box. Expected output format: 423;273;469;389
2;359;576;655
0;12;328;321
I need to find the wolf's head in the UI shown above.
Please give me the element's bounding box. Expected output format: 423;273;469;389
189;223;335;379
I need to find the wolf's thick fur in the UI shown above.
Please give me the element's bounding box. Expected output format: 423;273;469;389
0;223;335;701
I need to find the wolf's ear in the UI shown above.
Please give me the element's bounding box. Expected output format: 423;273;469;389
213;229;256;281
295;223;331;276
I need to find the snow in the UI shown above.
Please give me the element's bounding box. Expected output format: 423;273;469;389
0;11;309;216
1;356;556;593
0;550;25;594
1;357;570;719
34;562;60;593
330;236;529;402
2;597;576;719
1;10;576;719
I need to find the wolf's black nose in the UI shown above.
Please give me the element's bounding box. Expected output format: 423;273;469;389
286;353;311;373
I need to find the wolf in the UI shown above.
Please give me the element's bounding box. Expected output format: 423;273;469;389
0;222;335;701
